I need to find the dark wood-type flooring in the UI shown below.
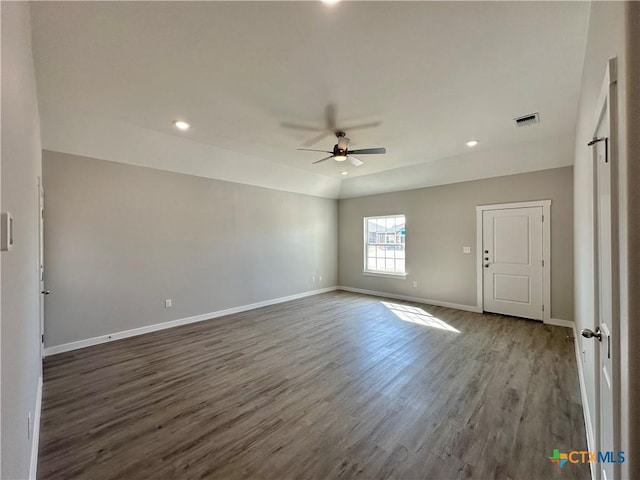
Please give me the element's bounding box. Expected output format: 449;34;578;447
38;291;588;480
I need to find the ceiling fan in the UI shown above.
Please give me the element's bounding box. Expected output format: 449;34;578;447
298;131;386;167
282;104;381;147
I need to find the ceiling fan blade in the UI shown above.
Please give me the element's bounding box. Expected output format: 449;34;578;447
312;155;334;165
281;122;325;132
326;104;337;130
340;121;382;131
298;148;332;153
347;156;364;167
301;131;332;148
348;147;386;155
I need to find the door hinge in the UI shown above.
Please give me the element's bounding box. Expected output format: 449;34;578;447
542;259;545;267
41;334;44;344
542;305;545;312
542;214;544;222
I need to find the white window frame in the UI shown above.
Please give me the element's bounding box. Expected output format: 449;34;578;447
363;214;407;279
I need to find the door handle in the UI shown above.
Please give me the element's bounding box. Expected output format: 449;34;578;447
41;290;51;295
581;327;602;341
484;264;490;268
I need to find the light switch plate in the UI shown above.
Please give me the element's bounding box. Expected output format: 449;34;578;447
463;246;471;254
1;212;14;252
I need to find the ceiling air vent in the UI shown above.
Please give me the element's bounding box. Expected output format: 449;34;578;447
514;112;540;127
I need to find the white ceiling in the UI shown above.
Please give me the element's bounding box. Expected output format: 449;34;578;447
31;1;590;198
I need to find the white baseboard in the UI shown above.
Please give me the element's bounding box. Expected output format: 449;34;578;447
29;376;43;480
546;317;575;328
337;286;482;313
572;326;596;480
44;287;338;356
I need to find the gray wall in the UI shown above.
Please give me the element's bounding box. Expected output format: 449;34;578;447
338;167;574;321
42;151;338;348
1;3;44;478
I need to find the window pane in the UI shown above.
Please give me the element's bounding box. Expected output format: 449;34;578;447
364;214;406;274
367;257;376;271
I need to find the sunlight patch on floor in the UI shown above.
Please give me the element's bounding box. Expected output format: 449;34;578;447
381;301;460;333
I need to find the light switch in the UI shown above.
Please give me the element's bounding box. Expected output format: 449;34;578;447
463;246;471;254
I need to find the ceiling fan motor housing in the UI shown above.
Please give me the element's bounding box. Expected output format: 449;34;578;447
333;146;348;161
335;131;350;153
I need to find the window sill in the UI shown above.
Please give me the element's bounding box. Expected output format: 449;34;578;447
362;271;407;280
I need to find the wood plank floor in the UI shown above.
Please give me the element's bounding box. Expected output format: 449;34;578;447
38;291;588;480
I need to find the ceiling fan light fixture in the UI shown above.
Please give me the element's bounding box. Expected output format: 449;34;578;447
334;155;347;162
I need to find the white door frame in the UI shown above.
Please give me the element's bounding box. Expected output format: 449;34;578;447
38;176;45;358
589;57;620;480
476;200;551;324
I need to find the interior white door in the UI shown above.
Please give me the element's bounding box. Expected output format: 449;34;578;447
482;207;543;320
593;84;617;480
38;178;46;356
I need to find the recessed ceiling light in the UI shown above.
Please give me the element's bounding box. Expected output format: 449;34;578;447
322;0;340;4
173;120;190;131
340;171;349;176
466;140;479;147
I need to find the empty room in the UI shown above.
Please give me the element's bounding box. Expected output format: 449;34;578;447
1;1;639;480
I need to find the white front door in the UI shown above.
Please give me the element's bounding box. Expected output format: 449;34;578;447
590;59;619;480
482;206;544;320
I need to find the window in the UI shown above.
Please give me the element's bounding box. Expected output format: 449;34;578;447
364;215;406;276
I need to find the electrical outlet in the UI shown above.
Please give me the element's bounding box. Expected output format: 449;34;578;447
318;275;322;282
463;246;471;254
165;299;172;308
413;281;418;288
27;412;31;439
